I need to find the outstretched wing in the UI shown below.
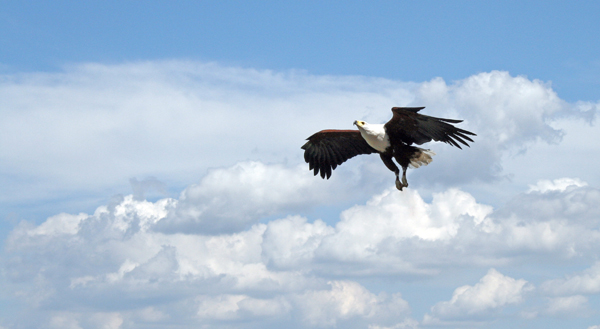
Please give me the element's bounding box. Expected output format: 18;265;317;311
384;107;476;149
301;130;378;179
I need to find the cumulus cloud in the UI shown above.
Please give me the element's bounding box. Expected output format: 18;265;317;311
5;168;600;327
454;178;600;262
293;281;411;328
155;162;351;234
27;212;88;236
261;215;335;269
3;174;422;327
257;187;504;277
311;188;495;275
425;269;533;322
410;71;597;186
263;178;600;276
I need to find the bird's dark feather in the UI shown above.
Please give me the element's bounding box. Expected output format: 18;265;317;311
396;106;425;113
385;107;476;149
301;130;378;179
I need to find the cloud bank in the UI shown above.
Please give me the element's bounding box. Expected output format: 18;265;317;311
2;61;600;328
4;165;600;327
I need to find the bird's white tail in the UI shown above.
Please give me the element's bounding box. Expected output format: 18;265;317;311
409;148;435;168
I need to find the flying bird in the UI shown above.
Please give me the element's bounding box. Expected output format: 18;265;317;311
301;107;476;190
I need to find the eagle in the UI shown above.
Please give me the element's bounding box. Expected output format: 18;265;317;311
301;107;476;190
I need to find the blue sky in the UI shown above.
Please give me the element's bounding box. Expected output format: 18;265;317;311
1;1;600;329
2;1;599;101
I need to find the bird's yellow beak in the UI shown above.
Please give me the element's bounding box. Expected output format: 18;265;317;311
354;120;364;127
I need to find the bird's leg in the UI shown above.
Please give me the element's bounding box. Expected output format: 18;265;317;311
380;153;402;190
401;166;408;189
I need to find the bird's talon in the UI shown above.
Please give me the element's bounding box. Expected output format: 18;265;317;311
395;179;403;191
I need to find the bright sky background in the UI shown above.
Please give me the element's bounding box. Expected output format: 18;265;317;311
1;1;600;329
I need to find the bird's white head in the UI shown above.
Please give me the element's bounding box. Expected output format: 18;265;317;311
353;120;367;128
353;120;389;152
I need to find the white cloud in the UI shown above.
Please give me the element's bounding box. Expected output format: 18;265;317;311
545;295;589;317
528;177;588;193
498;185;600;252
311;188;495;275
417;71;566;148
541;262;600;296
28;212;88;236
293;280;411;328
156;162;348;234
426;269;533;321
265;179;600;276
190;280;415;328
335;188;492;242
409;71;588;186
261;215;335;269
412;73;594;191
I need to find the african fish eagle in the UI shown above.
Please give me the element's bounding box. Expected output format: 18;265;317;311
301;107;476;190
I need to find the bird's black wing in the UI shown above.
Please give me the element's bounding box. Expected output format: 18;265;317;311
301;130;378;179
384;107;476;149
